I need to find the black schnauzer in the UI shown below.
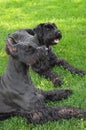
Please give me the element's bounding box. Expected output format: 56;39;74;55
0;29;86;124
24;22;85;86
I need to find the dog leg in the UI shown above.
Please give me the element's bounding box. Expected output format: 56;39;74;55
41;89;72;101
48;49;85;75
41;69;63;86
25;107;86;124
55;58;85;75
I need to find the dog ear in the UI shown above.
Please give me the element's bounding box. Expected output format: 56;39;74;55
5;37;17;56
52;23;57;28
33;23;44;33
33;23;44;44
25;29;35;35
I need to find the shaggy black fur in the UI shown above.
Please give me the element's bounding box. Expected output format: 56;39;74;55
25;22;85;86
0;29;86;124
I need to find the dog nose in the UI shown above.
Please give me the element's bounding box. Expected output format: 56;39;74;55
58;32;62;39
55;30;62;39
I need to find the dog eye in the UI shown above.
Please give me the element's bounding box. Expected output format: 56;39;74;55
24;46;30;51
25;46;32;51
28;45;33;49
44;25;53;31
46;28;50;31
28;46;36;52
45;26;50;31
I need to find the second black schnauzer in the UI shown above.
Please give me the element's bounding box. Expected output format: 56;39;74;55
0;30;86;124
24;22;85;86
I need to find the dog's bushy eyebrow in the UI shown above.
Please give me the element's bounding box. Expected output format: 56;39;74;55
44;23;56;29
17;44;36;50
44;24;52;28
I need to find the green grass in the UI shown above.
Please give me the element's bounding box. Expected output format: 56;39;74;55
0;0;86;129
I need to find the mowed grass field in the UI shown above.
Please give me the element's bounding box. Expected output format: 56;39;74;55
0;0;86;130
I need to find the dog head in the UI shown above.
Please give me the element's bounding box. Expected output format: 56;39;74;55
5;30;48;66
33;22;62;47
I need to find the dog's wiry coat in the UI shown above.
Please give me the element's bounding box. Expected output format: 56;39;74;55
25;22;85;86
0;29;86;124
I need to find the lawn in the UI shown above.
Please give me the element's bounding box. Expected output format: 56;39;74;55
0;0;86;130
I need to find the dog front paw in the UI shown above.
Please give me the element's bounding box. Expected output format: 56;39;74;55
74;69;86;76
52;77;63;87
57;89;73;100
77;70;85;76
52;89;73;101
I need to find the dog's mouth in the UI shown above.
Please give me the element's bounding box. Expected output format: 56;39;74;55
52;31;62;45
54;39;60;44
52;38;60;45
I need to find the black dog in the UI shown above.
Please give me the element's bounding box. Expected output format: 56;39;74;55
25;22;85;86
0;29;86;124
